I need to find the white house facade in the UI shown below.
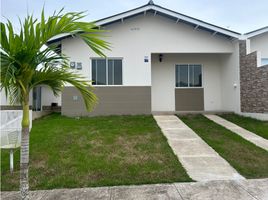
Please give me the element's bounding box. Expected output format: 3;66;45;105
1;1;267;120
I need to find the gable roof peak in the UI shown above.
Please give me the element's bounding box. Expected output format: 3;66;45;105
148;0;154;5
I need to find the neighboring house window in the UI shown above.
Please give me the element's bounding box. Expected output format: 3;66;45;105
261;58;268;66
176;64;202;87
92;58;122;85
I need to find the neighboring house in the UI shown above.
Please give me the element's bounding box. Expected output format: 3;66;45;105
239;27;268;119
0;86;61;118
1;1;267;120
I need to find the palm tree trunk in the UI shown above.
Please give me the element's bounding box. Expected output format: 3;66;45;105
20;100;30;200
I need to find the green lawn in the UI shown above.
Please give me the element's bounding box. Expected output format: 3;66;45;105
1;113;191;191
219;113;268;140
179;114;268;179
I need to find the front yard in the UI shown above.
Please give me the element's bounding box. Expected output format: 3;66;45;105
1;114;191;191
179;114;268;179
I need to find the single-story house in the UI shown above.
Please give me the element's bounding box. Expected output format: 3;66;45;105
1;0;268;120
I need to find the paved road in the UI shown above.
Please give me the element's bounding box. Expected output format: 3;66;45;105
2;179;268;200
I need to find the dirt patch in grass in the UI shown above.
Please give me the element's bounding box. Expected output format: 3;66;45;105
1;114;191;191
179;114;268;179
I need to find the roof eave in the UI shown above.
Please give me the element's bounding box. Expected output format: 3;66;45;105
48;3;242;44
244;26;268;38
95;4;241;39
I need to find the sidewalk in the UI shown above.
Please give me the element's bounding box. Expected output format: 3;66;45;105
2;179;267;200
153;115;243;182
204;114;268;151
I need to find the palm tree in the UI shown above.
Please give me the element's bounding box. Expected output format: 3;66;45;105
0;9;109;200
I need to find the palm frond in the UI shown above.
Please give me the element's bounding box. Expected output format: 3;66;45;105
30;66;98;111
0;8;108;110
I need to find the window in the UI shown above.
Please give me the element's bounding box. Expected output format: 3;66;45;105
92;59;106;85
176;64;202;87
108;60;122;85
261;58;268;66
92;58;122;85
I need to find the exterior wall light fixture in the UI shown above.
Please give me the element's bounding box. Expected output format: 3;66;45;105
159;54;163;62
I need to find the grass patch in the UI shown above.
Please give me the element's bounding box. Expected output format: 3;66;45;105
219;113;268;140
1;113;191;191
179;114;268;179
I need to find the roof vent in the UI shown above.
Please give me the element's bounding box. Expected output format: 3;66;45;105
148;0;154;5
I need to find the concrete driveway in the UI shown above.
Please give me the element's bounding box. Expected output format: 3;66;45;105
153;115;244;182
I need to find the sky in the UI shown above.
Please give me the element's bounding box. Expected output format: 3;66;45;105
1;0;268;33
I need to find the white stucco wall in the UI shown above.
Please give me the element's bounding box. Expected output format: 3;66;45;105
1;90;8;105
219;41;241;113
41;86;61;106
0;90;33;106
151;53;223;111
250;32;268;58
151;54;175;111
62;13;235;87
61;12;239;112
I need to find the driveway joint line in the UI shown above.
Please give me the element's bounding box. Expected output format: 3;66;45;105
172;183;185;200
233;181;260;200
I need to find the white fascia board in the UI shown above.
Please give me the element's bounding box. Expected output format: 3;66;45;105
152;6;241;38
95;5;153;26
96;5;241;39
48;33;72;42
244;27;268;38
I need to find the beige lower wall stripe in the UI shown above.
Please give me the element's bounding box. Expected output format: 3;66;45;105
175;88;204;111
62;86;151;116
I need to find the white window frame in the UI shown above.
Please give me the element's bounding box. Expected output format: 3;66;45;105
175;64;203;88
91;57;123;86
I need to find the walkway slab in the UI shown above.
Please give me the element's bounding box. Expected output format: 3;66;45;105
174;180;256;200
204;114;268;151
153;115;244;182
110;184;181;200
2;179;268;200
1;187;110;200
236;178;268;200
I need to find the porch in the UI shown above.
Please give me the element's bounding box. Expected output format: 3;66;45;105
151;53;240;113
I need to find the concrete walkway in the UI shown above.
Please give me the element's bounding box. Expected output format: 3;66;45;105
2;179;268;200
153;115;244;182
204;114;268;151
